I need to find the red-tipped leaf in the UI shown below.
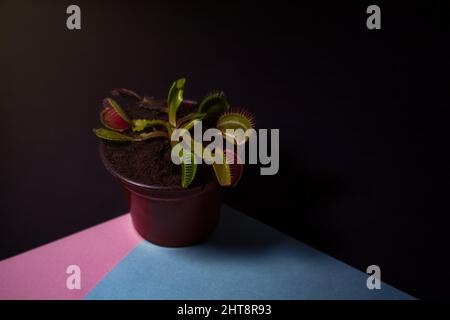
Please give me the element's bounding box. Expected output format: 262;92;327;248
100;107;131;132
100;98;131;132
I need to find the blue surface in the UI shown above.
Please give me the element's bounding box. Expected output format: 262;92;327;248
86;206;414;300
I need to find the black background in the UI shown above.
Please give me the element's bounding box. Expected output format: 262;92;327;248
0;0;448;299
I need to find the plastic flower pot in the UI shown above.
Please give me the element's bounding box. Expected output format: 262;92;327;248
99;143;222;247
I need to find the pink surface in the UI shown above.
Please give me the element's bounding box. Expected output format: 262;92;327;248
0;214;141;300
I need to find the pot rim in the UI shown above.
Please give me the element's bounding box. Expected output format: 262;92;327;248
99;142;218;193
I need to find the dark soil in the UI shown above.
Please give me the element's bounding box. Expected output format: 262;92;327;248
102;91;213;187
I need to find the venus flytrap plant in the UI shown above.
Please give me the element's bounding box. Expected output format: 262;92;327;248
93;78;254;188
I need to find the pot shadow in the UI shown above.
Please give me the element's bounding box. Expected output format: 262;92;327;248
222;144;345;253
200;205;285;257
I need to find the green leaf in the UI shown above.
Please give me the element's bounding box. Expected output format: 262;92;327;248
210;148;230;186
132;119;171;133
224;149;243;186
103;98;131;123
212;161;232;186
181;151;198;188
197;92;230;121
181;114;207;131
216;111;255;145
212;148;244;187
133;130;168;141
93;128;168;142
93;128;132;141
176;112;206;127
168;78;186;127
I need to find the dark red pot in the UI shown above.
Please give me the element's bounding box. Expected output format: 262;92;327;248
99;143;222;247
